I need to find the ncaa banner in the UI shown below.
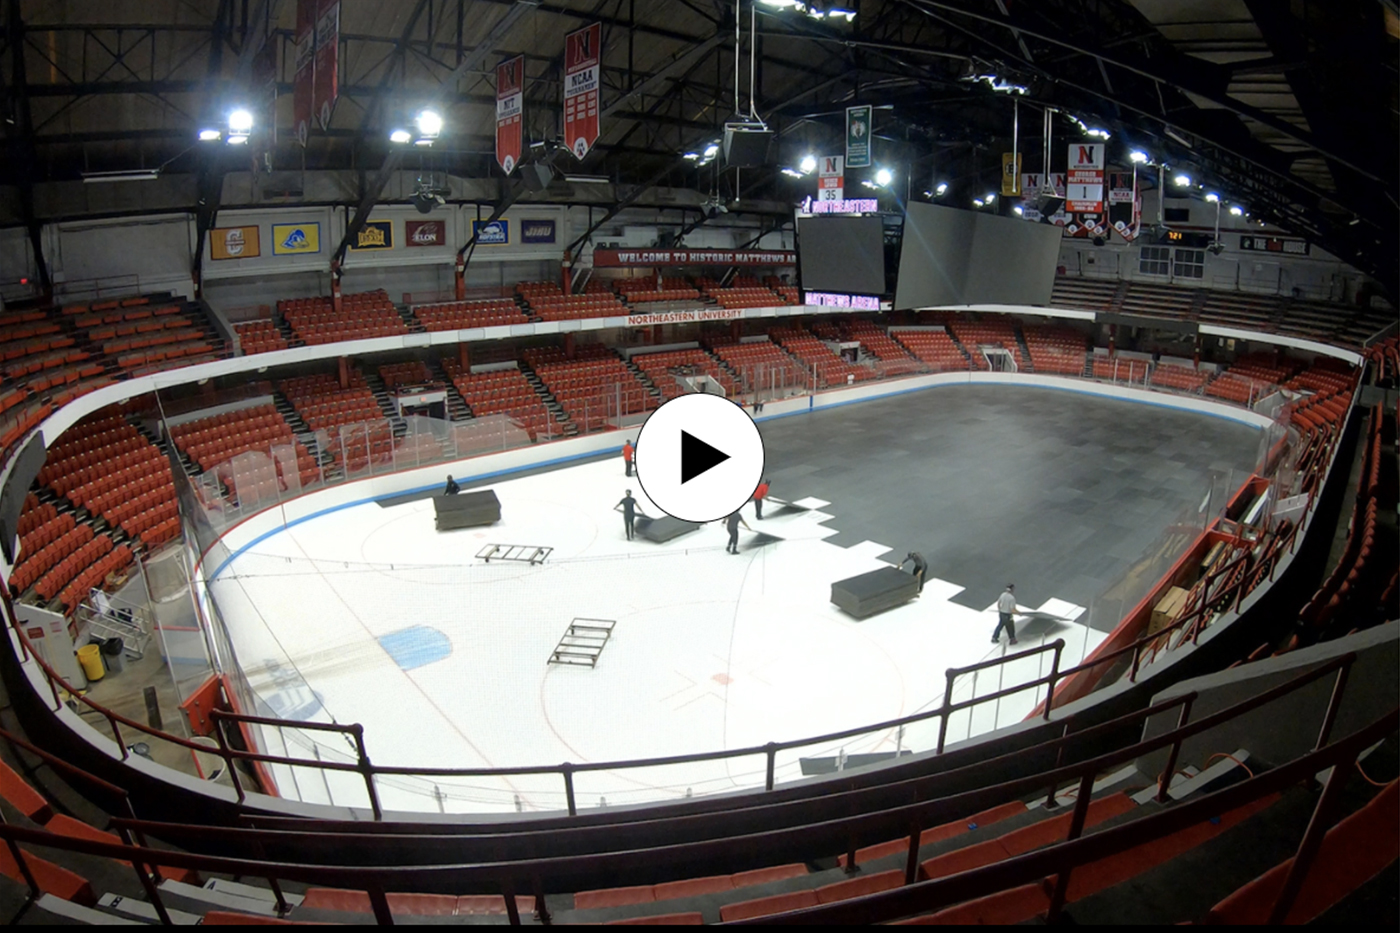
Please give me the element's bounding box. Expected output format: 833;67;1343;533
292;0;317;146
496;55;525;174
845;105;872;168
563;23;602;159
312;0;340;130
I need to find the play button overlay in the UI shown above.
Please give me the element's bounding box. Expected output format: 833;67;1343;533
680;430;730;483
635;393;764;523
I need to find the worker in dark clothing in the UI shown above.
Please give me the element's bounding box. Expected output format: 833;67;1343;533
724;511;752;554
443;475;460;495
752;479;771;519
615;489;644;540
901;552;928;594
622;440;635;477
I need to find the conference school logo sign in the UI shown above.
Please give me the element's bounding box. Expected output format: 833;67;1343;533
349;220;394;251
521;220;556;244
405;220;446;248
211;225;260;260
272;222;321;255
472;220;510;245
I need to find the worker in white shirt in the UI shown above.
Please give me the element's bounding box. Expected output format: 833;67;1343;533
993;584;1019;645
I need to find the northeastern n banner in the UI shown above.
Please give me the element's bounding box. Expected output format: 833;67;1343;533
292;0;316;145
312;0;340;130
496;55;525;175
563;23;601;159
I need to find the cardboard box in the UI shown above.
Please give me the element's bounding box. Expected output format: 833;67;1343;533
1149;586;1191;635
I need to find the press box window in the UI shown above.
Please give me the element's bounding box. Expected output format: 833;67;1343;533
1173;248;1206;279
1139;246;1171;276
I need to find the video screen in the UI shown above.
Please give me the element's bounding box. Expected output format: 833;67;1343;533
894;201;1061;308
797;215;886;296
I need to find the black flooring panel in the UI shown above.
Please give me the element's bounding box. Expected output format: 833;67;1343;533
756;385;1264;631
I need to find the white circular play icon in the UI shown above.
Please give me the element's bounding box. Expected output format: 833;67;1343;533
633;394;765;524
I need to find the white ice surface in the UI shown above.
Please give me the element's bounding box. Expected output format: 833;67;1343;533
209;456;1104;815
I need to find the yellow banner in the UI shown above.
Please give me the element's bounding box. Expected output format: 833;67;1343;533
211;225;260;260
272;222;321;255
1002;153;1023;196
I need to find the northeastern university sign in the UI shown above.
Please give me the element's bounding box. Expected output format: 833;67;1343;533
626;308;740;327
593;248;796;267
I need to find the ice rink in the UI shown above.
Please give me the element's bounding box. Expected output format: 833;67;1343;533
209;453;1104;815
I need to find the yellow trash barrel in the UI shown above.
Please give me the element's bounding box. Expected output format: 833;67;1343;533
77;644;104;682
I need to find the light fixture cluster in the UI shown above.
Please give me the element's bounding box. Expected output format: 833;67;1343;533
683;139;723;167
390;109;444;146
757;0;856;21
962;73;1029;95
1064;113;1110;139
198;108;255;145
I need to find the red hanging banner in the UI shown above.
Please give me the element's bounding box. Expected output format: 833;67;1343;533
292;0;316;146
496;55;525;175
312;0;340;130
563;23;602;159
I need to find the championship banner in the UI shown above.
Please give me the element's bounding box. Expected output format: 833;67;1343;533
845;105;872;168
292;0;316;146
312;0;340;130
563;23;601;159
626;308;740;327
1001;152;1022;196
1065;143;1105;214
210;226;260;261
1108;172;1134;204
496;55;525;174
1021;173;1066;197
817;155;844;202
593;248;798;268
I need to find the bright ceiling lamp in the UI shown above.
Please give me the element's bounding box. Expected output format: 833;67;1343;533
1129;149;1149;164
1228;205;1244;216
935;182;948;196
799;154;817;174
416;109;444;140
874;167;893;186
226;107;254;144
1173;174;1192;187
1205;192;1220;203
198;128;222;142
389;128;412;144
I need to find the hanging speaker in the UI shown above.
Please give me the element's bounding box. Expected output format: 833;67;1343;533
722;125;773;168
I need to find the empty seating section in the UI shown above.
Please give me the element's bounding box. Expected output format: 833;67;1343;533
1091;355;1150;383
519;282;629;321
1364;335;1399;385
279;372;384;433
1149;362;1213;393
278;290;407;345
524;346;654;429
891;329;971;370
706;339;807;389
1119;282;1197;321
613;276;703;305
35;412;179;552
1200;292;1278;330
1205;353;1297;404
170;404;320;502
1049;277;1120;312
843;321;921;374
1022;324;1089;376
707;287;787;310
234;319;289;355
77;301;217;371
947;319;1026;369
631;348;739;399
769;326;875;386
414;298;525;331
378;360;435;389
445;365;554;439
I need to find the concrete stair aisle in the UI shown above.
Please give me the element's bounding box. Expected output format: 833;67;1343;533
270;309;303;348
1188;288;1209;321
360;369;408;439
623;357;663;404
426;359;472;421
1110;281;1130;312
396;305;426;334
271;391;337;482
517;360;576;437
943;330;979;368
1013;325;1035;373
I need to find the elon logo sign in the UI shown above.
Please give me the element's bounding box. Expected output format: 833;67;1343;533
406;220;446;248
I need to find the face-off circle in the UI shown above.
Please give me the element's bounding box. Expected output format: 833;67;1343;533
633;394;765;524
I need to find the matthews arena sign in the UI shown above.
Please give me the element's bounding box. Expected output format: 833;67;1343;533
593;248;796;267
626;308;740;327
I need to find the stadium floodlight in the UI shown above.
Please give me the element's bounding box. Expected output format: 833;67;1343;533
198;128;222;142
389;128;413;144
1205;192;1220;203
228;108;254;133
781;168;804;178
935;182;949;196
799;154;817;174
1173;174;1192;187
1228;205;1244;216
416;109;444;139
1086;127;1111;140
984;192;997;202
973;198;985;207
1129;149;1149;164
874;167;894;187
1013;205;1024;216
